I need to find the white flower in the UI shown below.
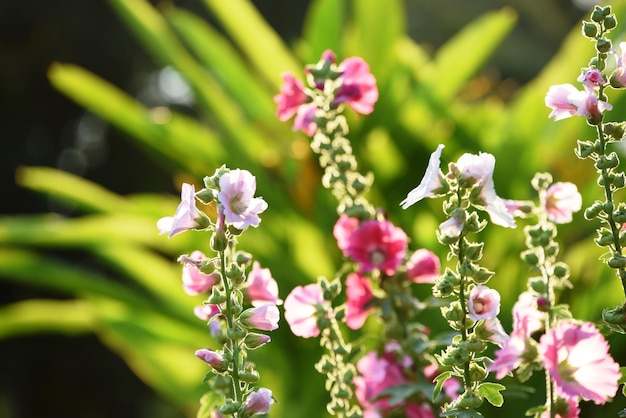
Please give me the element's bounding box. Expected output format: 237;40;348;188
401;144;445;209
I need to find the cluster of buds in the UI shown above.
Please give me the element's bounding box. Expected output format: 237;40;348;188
158;166;279;418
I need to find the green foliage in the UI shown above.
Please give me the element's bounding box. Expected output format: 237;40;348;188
4;0;626;417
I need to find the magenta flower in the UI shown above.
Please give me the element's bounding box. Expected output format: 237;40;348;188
545;83;612;121
345;273;375;330
217;169;268;230
406;249;440;284
334;57;379;115
195;348;228;372
343;219;408;275
541;182;582;224
455;152;516;228
405;402;436;418
284;283;325;338
467;285;500;320
538;321;620;404
181;251;217;296
240;304;279;331
274;72;307;121
293;102;318;136
333;214;359;253
244;387;274;415
157;183;201;238
246;261;282;307
401;144;445;209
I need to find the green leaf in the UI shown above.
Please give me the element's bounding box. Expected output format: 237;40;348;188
476;382;505;407
433;370;452;400
302;0;346;60
431;8;517;101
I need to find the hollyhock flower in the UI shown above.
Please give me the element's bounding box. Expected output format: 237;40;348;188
246;261;282;306
545;83;611;121
240;304;279;331
293;102;318;136
488;330;527;379
218;169;267;230
333;214;360;253
405;402;436;418
540;397;580;418
577;68;604;90
541;182;582;224
467;285;501;320
284;283;325;338
274;72;307;121
345;273;375;330
343;219;408;275
438;214;464;238
481;316;509;347
193;304;221;321
181;251;217;295
503;199;533;218
611;42;626;88
334;56;378;115
406;249;440;284
513;291;544;336
195;349;228;372
354;349;407;415
157;183;201;238
539;321;620;404
244;388;274;415
401;144;445;209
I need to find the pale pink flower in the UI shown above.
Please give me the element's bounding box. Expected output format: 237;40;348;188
181;251;217;295
468;285;501;320
218;169;267;230
345;273;375;330
334;57;378;115
611;42;626;87
439;214;464;238
455;152;516;228
482;316;509;347
545;83;612;121
343;219;408;275
157;183;201;238
354;350;407;416
405;249;440;284
513;291;544;336
243;332;271;349
542;182;582;224
246;261;282;306
539;321;620;404
244;387;274;415
503;199;533;218
540;398;580;418
577;68;605;90
274;72;307;121
488;330;527;379
333;214;360;253
195;348;227;372
284;284;325;338
293;102;318;136
401;144;445;209
193;304;221;321
240;304;279;331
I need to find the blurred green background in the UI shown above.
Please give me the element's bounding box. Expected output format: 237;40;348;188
2;0;625;417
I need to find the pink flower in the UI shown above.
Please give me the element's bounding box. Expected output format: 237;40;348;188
538;321;620;404
541;182;582;224
274;72;307;121
513;291;544;336
181;251;217;295
244;387;274;415
611;42;626;88
401;144;445;209
195;348;228;372
345;273;375;330
293;102;318;136
240;304;279;331
406;249;440;284
333;215;360;253
467;285;501;320
455;152;516;228
482;316;509;347
193;304;221;321
218;169;268;230
157;183;201;238
438;214;464;238
577;68;605;90
405;403;436;418
540;397;580;418
488;330;527;379
343;219;408;275
545;83;612;121
354;350;407;415
284;284;325;338
246;261;282;306
334;57;378;115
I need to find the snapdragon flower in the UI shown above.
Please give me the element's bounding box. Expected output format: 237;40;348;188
245;261;282;307
400;144;445;209
284;283;325;338
541;182;582;224
157;183;202;237
539;321;620;404
217;169;267;230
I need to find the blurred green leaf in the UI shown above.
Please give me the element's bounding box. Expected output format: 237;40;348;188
302;0;346;60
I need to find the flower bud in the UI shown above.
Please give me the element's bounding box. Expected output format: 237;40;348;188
208;286;227;304
467;338;486;353
211;232;228;252
473;267;494;284
219;399;241;415
195;187;215;204
584;201;604;220
226;325;247;340
441;301;465;322
552;262;569;279
544;243;559;257
195;349;229;372
608;255;626;269
529;277;547;293
602;305;626;325
595;228;614;246
239;370;260;383
591;6;605;23
521;249;540;266
244;333;271;349
605;15;617;30
454;391;484;409
596;38;612;53
582;21;598;38
465;242;484;261
604;122;626;140
433;278;455;298
612;173;626;189
575;140;594;159
469;364;487;381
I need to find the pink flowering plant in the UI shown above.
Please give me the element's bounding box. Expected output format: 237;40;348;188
158;166;278;418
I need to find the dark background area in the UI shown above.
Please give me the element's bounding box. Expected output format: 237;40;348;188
0;0;592;416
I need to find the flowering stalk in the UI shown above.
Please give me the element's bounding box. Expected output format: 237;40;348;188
158;166;278;418
546;5;626;331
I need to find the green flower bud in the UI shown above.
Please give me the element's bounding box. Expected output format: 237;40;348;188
552;262;570;279
582;21;598;38
238;370;260;383
208;286;227;304
459;259;477;277
604;122;626;140
604;14;617;30
584;201;604;220
226;325;247;340
575;140;594;159
465;242;484;261
591;6;605;23
521;249;540;266
473;267;494;284
529;277;547;293
441;301;465;322
211;231;228;252
608;255;626;269
612;173;626;189
595;228;614;246
596;38;612;54
544;243;559;257
602;305;626;325
467;338;487;353
469;364;487;381
433;278;455;298
219;400;241;415
531;172;553;192
454;391;484;410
